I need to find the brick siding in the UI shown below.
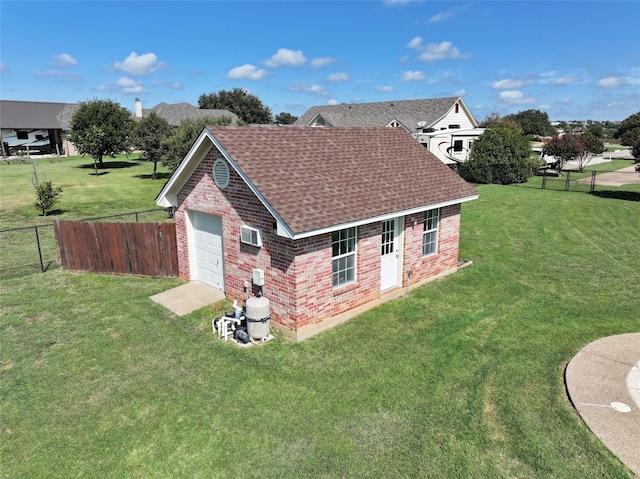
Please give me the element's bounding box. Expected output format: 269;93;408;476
175;149;463;340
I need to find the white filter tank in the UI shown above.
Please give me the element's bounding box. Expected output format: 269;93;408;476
245;296;271;340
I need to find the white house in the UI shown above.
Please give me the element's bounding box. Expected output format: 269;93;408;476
294;97;484;165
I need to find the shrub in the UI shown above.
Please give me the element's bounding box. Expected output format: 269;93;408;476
461;127;532;184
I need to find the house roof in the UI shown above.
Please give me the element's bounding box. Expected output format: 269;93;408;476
0;100;79;129
293;97;476;133
142;102;239;126
157;126;478;239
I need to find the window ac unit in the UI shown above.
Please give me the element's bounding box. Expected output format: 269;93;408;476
240;225;262;247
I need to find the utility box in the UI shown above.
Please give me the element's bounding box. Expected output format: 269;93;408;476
252;268;265;286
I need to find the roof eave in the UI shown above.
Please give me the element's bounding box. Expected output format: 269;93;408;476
155;128;296;239
285;193;479;240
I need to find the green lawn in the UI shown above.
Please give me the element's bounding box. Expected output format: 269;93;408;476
1;183;638;478
0;154;171;229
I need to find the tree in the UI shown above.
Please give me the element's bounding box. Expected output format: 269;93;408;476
198;88;272;124
461;126;533;184
480;112;522;132
31;161;62;216
615;111;640;170
67;99;134;175
574;133;605;172
134;112;173;179
542;135;581;172
504;109;556;137
586;123;604;138
543;133;604;173
274;112;298;125
161;116;231;172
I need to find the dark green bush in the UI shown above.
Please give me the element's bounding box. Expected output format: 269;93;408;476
461;127;532;184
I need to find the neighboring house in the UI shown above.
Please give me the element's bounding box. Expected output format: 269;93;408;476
134;99;239;126
0;100;79;157
294;97;484;165
156;125;478;341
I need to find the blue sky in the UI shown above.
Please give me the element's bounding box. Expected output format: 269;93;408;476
1;0;639;121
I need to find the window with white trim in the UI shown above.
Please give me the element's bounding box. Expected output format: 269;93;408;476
422;209;439;256
332;227;356;287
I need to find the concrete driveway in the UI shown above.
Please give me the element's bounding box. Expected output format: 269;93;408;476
574;165;640;187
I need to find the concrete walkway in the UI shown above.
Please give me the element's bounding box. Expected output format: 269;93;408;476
574;165;640;187
565;333;640;476
150;281;225;316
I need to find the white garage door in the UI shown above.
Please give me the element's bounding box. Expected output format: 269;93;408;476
192;212;224;290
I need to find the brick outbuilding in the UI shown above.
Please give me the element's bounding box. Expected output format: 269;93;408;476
156;126;478;340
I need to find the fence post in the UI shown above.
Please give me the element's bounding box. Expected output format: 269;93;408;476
34;226;45;273
590;170;596;193
564;171;571;191
135;212;139;222
541;169;547;190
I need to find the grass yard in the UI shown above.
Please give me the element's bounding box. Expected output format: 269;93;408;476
1;181;639;478
0;155;171;229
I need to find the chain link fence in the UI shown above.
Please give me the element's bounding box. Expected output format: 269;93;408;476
0;208;174;279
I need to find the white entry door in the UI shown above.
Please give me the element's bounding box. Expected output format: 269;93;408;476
380;218;399;291
192;212;224;290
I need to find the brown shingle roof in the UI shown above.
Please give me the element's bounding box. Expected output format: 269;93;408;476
293;97;463;132
207;126;477;235
0;100;79;129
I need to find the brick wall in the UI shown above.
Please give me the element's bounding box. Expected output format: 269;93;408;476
174;146;463;339
401;204;461;287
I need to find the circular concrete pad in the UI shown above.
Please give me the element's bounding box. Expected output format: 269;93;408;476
565;333;640;476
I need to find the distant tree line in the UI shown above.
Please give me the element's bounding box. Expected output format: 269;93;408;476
66;92;299;176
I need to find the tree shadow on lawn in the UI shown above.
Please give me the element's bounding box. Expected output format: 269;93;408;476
591;190;640;202
76;161;141;170
133;172;172;180
39;208;67;217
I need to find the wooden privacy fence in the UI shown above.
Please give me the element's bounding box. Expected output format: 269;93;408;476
54;220;178;277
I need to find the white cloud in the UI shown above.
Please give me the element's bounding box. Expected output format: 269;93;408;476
36;69;67;77
116;76;144;93
418;41;470;62
376;85;395;92
491;79;531;89
328;99;339;105
114;52;162;76
287;82;330;97
549;76;581;85
596;76;622;88
50;53;77;67
327;72;350;83
309;84;330;96
406;36;423;49
264;48;307;68
428;4;469;23
454;89;466;96
151;80;183;90
401;70;426;82
0;62;7;74
228;64;268;80
310;57;336;69
498;90;536;104
35;69;80;81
